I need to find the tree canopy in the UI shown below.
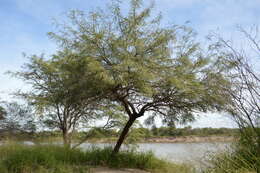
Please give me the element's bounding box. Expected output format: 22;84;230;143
14;0;233;152
12;51;110;145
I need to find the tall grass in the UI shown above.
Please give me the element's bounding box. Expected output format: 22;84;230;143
204;146;259;173
83;147;194;173
0;142;193;173
0;143;89;173
204;128;260;173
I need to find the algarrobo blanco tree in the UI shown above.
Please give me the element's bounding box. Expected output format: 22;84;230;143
48;0;232;153
12;51;108;146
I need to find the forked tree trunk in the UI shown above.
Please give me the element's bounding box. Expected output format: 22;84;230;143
113;116;136;154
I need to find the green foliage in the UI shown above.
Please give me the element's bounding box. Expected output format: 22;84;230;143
149;127;237;137
0;127;237;143
75;127;237;143
46;0;233;152
0;144;89;173
11;0;234;151
13;52;104;115
0;143;193;173
84;147;193;173
204;128;260;173
49;0;232;123
204;146;260;173
82;127;118;139
11;51;116;145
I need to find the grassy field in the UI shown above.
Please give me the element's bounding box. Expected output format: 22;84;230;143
0;142;194;173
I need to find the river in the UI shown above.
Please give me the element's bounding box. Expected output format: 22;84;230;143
78;142;231;165
9;141;231;170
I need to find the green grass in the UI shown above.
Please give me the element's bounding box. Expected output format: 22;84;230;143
83;147;193;173
0;143;89;173
204;150;259;173
0;142;193;173
204;143;260;173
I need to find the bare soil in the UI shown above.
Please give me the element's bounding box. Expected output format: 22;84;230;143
90;167;150;173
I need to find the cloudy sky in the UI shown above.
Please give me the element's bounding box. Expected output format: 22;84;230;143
0;0;259;128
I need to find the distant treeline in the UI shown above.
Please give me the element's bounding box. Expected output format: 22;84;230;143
131;126;238;138
19;127;238;141
82;126;238;139
0;127;239;142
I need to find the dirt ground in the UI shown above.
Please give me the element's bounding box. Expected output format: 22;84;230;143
90;167;150;173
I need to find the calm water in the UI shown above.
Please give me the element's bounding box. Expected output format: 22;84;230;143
78;142;230;164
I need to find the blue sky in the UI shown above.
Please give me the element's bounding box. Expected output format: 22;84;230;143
0;0;259;128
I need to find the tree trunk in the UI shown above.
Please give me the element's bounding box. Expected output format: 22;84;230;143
62;129;71;148
113;116;136;154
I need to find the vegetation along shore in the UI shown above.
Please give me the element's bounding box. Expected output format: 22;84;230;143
0;0;259;172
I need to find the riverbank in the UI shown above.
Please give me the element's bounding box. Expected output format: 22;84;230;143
0;127;238;144
144;136;234;143
0;143;194;173
84;135;235;144
0;134;235;145
0;136;235;147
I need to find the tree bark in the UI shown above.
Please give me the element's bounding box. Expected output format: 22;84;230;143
113;116;136;154
62;129;71;148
